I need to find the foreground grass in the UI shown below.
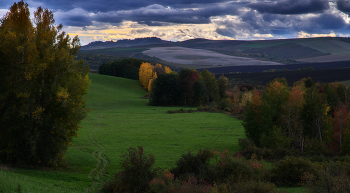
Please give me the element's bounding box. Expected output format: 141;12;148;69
1;74;244;192
0;169;86;193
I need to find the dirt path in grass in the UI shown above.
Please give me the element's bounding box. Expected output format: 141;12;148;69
87;112;110;193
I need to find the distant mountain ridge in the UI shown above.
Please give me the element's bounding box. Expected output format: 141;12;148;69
81;37;170;50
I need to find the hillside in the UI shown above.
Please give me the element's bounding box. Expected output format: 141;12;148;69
79;37;350;72
80;37;170;50
0;74;243;192
216;67;350;86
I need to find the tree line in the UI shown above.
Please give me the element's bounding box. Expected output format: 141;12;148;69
243;77;350;154
98;58;149;80
149;68;228;107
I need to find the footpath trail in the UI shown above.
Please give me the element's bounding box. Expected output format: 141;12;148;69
86;112;110;193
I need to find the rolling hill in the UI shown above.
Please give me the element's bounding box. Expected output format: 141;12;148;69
79;37;350;72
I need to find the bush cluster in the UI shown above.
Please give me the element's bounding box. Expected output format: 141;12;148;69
103;147;284;193
103;146;350;193
101;146;159;193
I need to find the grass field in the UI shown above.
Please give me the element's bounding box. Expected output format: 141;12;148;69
296;39;350;55
238;41;290;48
342;80;350;87
0;73;245;192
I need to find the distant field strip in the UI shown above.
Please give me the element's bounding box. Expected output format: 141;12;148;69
143;46;283;66
296;40;350;55
237;41;290;48
296;54;350;63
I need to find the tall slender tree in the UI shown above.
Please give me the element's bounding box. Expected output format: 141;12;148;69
0;1;90;166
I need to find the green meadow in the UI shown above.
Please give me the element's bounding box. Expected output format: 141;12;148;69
0;73;244;192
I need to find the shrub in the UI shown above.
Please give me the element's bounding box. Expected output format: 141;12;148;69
171;149;214;181
178;176;212;193
212;157;256;183
218;99;230;110
238;138;255;150
301;162;350;193
210;180;286;193
205;149;268;184
270;156;318;187
148;178;166;193
101;146;159;193
233;180;286;193
148;169;175;193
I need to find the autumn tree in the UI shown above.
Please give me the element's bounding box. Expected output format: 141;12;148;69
263;79;290;126
139;62;154;90
281;86;305;150
227;85;241;104
243;79;290;148
331;105;350;153
139;62;171;92
0;1;90;166
148;71;157;94
242;91;273;146
178;69;200;105
239;90;254;107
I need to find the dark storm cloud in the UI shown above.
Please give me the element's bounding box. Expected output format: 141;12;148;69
337;0;350;13
62;15;93;27
62;3;241;27
310;13;348;29
214;9;350;39
248;0;330;14
27;0;231;12
215;28;237;37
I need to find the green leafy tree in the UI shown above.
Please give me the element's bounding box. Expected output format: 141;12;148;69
178;68;194;105
302;86;329;143
0;1;90;166
243;92;274;147
201;69;219;103
150;73;181;106
217;75;229;100
192;80;206;106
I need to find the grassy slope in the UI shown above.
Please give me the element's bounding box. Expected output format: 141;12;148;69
1;74;244;192
295;39;350;55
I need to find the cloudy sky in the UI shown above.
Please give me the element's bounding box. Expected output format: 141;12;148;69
1;0;350;45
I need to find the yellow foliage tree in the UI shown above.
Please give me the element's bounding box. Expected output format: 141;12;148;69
139;62;171;92
239;90;254;107
139;62;154;90
164;66;172;74
148;72;157;94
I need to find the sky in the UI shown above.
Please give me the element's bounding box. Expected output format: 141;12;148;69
0;0;350;45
